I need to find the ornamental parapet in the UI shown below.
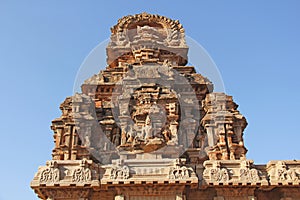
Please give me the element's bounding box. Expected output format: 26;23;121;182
202;160;268;186
267;160;300;186
101;157;198;188
31;159;100;188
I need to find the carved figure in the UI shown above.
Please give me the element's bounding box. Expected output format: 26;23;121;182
110;165;129;179
276;161;298;181
239;161;260;182
72;159;92;183
209;162;229;182
40;161;60;183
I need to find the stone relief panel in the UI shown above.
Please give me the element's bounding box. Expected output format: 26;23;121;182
276;161;299;181
110;165;130;180
31;160;99;189
168;166;191;180
239;161;260;182
72;159;92;183
203;160;268;185
267;161;300;185
39;161;60;184
168;159;196;180
208;162;230;182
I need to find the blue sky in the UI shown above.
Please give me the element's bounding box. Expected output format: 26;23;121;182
0;1;299;199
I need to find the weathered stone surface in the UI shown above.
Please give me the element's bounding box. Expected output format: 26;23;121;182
267;160;300;185
202;160;268;186
31;13;300;200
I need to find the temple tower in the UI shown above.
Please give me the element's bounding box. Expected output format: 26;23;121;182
31;13;300;200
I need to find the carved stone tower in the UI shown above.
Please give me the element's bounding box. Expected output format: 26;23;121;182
31;13;300;200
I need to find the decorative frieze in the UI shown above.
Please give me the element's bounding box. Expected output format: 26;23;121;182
31;160;98;188
267;160;300;185
203;160;268;186
42;189;90;199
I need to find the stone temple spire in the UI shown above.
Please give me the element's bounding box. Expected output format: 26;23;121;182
31;13;300;200
49;12;248;162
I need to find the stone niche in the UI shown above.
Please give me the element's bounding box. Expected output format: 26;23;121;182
31;13;300;200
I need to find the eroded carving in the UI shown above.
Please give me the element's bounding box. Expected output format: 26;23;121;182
209;162;229;182
40;161;60;184
276;161;299;181
72;159;92;183
168;159;191;179
239;160;260;182
45;189;90;199
110;165;130;180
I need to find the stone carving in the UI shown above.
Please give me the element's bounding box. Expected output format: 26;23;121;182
48;11;217;158
201;93;247;160
239;160;260;182
31;12;300;200
40;161;60;184
168;159;194;179
110;165;130;180
72;159;92;183
276;161;298;181
46;189;90;199
45;12;249;162
51;95;92;161
209;162;229;182
112;71;193;153
110;12;185;42
107;12;189;67
203;160;268;186
169;166;190;179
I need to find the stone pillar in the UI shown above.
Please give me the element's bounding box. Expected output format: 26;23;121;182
206;125;215;147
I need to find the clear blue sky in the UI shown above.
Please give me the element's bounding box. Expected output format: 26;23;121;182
0;1;299;199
